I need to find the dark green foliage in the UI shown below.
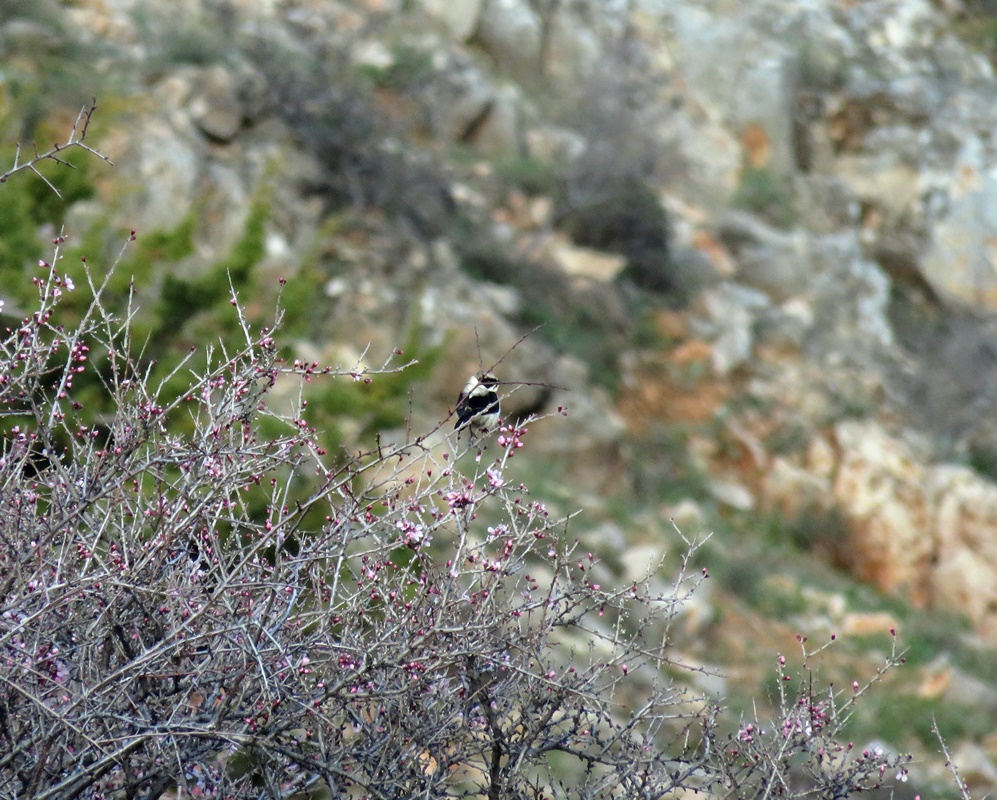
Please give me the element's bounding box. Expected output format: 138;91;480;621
457;237;525;285
628;425;713;504
900;607;973;667
968;441;997;481
138;212;198;263
0;149;94;293
518;285;626;392
709;548;767;604
630;300;672;350
309;319;442;448
159;275;208;328
785;505;852;558
24;150;95;223
559;176;673;294
0;182;42;274
277;264;328;338
455;228;631;392
867;692;992;749
705;544;808;619
155;188;269;335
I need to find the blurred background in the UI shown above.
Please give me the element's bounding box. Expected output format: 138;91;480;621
6;0;997;792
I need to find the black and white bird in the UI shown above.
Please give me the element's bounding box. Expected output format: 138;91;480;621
454;372;500;441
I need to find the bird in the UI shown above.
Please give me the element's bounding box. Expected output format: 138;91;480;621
454;372;500;441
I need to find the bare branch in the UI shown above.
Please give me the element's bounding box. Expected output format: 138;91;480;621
0;98;113;196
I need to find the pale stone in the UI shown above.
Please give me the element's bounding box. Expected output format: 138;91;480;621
416;0;484;40
190;65;243;142
546;240;627;283
475;0;541;78
921;174;997;312
832;421;934;600
708;479;754;511
835;154;920;219
840;612;900;637
763;457;831;518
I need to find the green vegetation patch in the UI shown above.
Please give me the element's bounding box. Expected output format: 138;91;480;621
155;185;270;337
356;43;436;92
733;166;795;229
0;149;95;298
308;318;442;450
494;154;565;197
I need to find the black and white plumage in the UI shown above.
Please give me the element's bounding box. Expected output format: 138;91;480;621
454;372;500;441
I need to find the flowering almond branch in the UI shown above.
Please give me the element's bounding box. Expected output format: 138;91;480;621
0;107;916;800
0;231;718;798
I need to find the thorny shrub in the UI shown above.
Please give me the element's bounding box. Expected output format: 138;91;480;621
708;633;913;800
0;233;710;800
0;110;915;800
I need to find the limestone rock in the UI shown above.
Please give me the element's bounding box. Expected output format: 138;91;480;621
131;117;201;232
417;0;484;40
763;457;831;518
832;421;934;603
928;466;997;639
708;479;755;511
474;0;541;78
830;421;997;637
699;282;770;376
425;55;499;144
809;233;894;351
755;297;815;352
190;65;243;142
840;612;900;637
543;238;627;284
671;4;796;179
468;84;521;157
834;152;920;221
920;174;997;312
717;212;811;301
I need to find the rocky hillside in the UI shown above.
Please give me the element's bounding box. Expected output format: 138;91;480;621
7;0;997;792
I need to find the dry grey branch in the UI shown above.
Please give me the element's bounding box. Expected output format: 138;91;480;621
0;98;113;197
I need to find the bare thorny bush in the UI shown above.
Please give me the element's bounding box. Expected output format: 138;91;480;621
0;108;915;800
707;635;914;800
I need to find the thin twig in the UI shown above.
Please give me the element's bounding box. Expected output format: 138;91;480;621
0;98;113;196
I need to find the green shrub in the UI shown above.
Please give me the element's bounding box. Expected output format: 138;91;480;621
494;154;564;196
155;185;270;336
558;176;673;293
456;237;525;285
865;692;992;749
357;43;435;91
518;281;625;391
0;149;94;294
733;166;795;228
